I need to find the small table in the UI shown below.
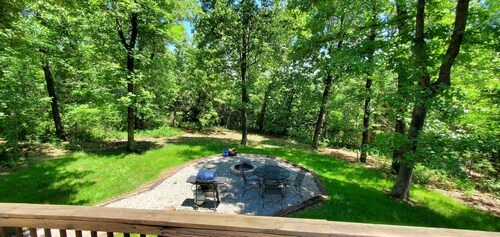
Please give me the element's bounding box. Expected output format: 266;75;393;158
253;165;290;199
253;165;290;181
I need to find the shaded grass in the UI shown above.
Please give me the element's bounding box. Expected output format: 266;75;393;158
235;145;499;231
103;126;184;139
0;137;230;205
0;135;498;231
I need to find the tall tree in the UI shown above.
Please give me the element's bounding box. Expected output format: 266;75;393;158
312;72;334;149
256;82;272;132
40;50;65;140
391;0;412;173
111;1;139;151
239;0;250;145
391;0;470;199
196;0;275;145
311;15;345;150
360;2;378;163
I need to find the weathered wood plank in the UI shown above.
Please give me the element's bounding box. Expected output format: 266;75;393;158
90;231;97;237
106;232;113;237
0;227;6;237
15;228;23;237
43;229;52;237
325;221;500;237
0;203;498;237
29;228;38;237
0;203;330;236
74;230;82;237
0;218;317;237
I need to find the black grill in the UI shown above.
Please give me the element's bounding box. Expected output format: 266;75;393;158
187;170;226;211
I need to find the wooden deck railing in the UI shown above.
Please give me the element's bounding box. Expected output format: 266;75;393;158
0;203;497;237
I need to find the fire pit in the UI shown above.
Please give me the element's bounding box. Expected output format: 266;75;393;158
230;163;255;176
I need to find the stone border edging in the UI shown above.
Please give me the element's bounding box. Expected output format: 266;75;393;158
272;195;325;216
264;155;328;217
96;154;221;207
97;153;328;217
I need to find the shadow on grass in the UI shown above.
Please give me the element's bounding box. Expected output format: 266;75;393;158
234;145;500;231
0;156;94;205
256;138;312;150
166;137;240;160
63;140;162;158
307;177;498;230
1;135;498;231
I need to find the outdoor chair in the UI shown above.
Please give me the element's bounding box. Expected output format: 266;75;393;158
261;176;284;208
240;166;260;196
285;168;307;198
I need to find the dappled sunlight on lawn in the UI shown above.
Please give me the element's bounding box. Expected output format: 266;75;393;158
1;133;498;231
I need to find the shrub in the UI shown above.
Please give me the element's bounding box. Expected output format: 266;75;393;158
64;104;121;141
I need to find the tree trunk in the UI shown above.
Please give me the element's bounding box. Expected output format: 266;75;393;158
391;0;410;174
171;106;177;127
240;36;249;145
391;0;427;199
320;111;329;141
240;48;249;145
390;0;469;199
282;89;295;136
42;61;65;140
219;104;227;127
240;0;249;145
312;73;333;149
391;103;427;198
391;96;406;174
126;12;138;152
390;156;413;197
312;15;344;150
360;78;372;163
360;7;377;163
126;51;135;151
257;84;271;132
113;2;138;152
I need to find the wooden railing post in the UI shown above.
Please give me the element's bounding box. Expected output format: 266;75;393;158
29;228;37;237
59;229;67;237
43;229;51;237
14;228;22;237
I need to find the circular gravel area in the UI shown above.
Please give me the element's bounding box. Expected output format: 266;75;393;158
104;154;322;216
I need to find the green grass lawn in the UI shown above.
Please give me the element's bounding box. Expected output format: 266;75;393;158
0;134;498;231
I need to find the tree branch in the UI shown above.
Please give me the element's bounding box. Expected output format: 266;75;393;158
129;7;138;50
434;0;469;88
112;2;129;50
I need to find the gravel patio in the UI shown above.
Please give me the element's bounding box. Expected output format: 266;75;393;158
104;153;323;216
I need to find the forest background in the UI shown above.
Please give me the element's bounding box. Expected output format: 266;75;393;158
0;0;498;201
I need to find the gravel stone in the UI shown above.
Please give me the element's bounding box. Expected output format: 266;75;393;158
105;153;321;216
